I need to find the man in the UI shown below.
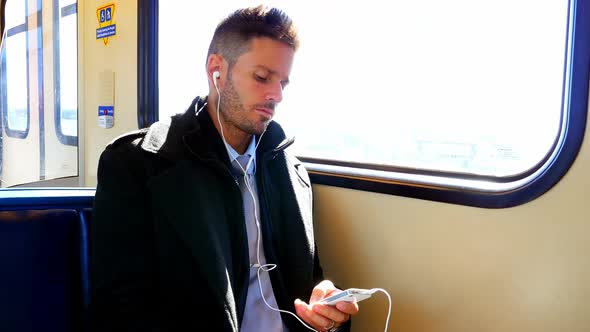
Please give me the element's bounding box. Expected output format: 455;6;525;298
90;6;358;332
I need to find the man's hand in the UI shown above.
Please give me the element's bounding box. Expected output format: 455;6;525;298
294;280;360;331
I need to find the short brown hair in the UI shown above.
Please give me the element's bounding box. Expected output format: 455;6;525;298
207;6;299;67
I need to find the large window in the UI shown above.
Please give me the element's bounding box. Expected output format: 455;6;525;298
153;0;589;206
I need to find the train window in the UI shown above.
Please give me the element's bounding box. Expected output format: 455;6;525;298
152;0;589;207
54;0;78;144
0;0;79;188
2;0;29;138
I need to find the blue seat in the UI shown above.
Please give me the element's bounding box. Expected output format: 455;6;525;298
0;208;91;332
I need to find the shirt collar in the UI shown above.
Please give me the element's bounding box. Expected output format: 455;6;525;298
224;136;257;174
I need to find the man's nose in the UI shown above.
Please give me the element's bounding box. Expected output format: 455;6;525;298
265;81;283;103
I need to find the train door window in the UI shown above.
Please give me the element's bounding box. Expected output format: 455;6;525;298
0;0;79;188
54;0;77;143
155;1;588;207
2;0;29;138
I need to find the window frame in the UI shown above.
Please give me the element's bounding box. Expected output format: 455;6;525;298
0;0;4;182
137;0;158;129
0;0;5;39
142;0;589;208
1;0;30;139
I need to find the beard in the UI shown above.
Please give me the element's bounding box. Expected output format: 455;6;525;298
218;75;274;136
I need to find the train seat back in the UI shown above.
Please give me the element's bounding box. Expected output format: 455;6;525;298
0;209;91;332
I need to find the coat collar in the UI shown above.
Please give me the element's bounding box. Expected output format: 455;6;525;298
140;96;295;164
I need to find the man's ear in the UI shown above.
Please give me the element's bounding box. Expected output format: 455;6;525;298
207;54;225;85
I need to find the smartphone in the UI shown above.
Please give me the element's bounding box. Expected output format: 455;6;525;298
319;288;374;305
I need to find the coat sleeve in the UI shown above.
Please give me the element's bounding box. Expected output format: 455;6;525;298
89;142;164;332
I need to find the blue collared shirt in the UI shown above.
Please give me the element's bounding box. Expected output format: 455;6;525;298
224;137;257;176
224;138;286;332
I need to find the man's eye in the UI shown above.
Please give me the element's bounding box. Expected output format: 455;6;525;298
255;74;268;82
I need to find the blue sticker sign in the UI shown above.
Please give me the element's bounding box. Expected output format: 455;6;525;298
98;106;114;129
96;25;116;39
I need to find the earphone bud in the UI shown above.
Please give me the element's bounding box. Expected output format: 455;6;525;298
213;71;220;89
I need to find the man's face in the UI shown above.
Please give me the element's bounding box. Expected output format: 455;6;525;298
219;37;294;136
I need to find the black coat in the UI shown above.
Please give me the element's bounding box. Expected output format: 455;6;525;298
89;96;344;332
